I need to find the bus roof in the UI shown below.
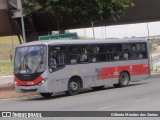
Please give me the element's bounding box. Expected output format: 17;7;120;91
17;37;149;47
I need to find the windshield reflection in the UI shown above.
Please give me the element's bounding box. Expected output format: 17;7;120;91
14;45;46;74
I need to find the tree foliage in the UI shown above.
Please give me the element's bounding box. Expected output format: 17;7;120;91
23;0;134;31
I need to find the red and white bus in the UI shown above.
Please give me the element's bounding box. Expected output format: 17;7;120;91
14;38;150;98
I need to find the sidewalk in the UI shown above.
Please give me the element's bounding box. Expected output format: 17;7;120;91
0;84;37;99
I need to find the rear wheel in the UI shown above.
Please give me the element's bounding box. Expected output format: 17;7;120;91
114;72;129;87
66;78;80;96
40;93;53;98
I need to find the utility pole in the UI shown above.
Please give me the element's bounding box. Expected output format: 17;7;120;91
105;26;107;39
91;21;95;39
147;22;150;38
18;0;26;43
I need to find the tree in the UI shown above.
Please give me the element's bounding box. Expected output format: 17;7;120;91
23;0;134;34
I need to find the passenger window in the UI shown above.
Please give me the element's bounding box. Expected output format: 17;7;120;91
69;46;80;64
48;46;66;72
89;45;106;62
136;43;148;59
123;44;137;60
122;43;148;60
69;45;88;64
106;44;122;61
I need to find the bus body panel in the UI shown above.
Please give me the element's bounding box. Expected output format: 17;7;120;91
46;59;149;93
15;59;149;93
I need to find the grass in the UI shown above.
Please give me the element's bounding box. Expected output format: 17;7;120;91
0;36;20;76
0;62;13;76
0;36;20;60
0;36;20;44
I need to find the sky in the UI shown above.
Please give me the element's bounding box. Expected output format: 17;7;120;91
69;21;160;39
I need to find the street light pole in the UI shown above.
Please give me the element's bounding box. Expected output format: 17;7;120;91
91;21;95;39
147;22;150;38
18;0;26;43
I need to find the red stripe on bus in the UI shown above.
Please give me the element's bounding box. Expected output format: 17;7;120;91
15;76;43;86
99;64;149;80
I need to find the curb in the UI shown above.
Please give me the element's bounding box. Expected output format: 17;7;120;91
0;75;14;85
0;75;13;78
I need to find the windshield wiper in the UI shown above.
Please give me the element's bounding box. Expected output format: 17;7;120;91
17;55;26;74
34;53;44;74
17;47;29;74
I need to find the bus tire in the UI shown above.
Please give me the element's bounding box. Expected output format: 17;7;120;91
92;86;104;91
66;78;80;96
114;72;130;87
40;93;53;98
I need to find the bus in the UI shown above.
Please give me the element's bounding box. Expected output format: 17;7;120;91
14;38;150;98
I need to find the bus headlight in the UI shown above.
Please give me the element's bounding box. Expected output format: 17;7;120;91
38;78;47;86
14;81;19;86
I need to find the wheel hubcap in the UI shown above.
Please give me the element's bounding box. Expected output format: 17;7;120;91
69;82;78;91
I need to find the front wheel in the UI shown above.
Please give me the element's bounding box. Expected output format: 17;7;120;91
114;72;129;87
66;78;80;96
40;93;53;98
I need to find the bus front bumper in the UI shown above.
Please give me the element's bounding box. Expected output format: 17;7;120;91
14;80;49;93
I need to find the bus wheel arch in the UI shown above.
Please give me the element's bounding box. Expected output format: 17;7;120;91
114;71;130;88
66;76;83;96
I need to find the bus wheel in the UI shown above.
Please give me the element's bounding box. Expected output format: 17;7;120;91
66;78;80;96
114;72;129;87
40;93;53;98
92;86;104;91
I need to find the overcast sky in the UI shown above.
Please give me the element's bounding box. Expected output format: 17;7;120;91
69;21;160;39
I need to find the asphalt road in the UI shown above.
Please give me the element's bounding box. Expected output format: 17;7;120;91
0;73;160;120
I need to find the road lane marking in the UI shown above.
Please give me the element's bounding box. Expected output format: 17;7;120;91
98;105;118;110
134;98;150;102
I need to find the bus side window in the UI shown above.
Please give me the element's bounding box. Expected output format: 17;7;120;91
49;50;57;72
123;49;129;60
57;51;65;65
107;44;122;61
113;53;120;60
130;44;136;59
136;43;147;59
122;44;137;60
69;46;78;64
69;45;88;64
138;52;143;59
78;46;88;63
90;55;96;62
89;45;106;62
49;46;66;72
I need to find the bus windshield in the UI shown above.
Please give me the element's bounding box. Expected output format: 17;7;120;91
14;45;47;74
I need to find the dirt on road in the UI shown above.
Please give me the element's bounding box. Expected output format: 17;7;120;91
0;84;38;99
